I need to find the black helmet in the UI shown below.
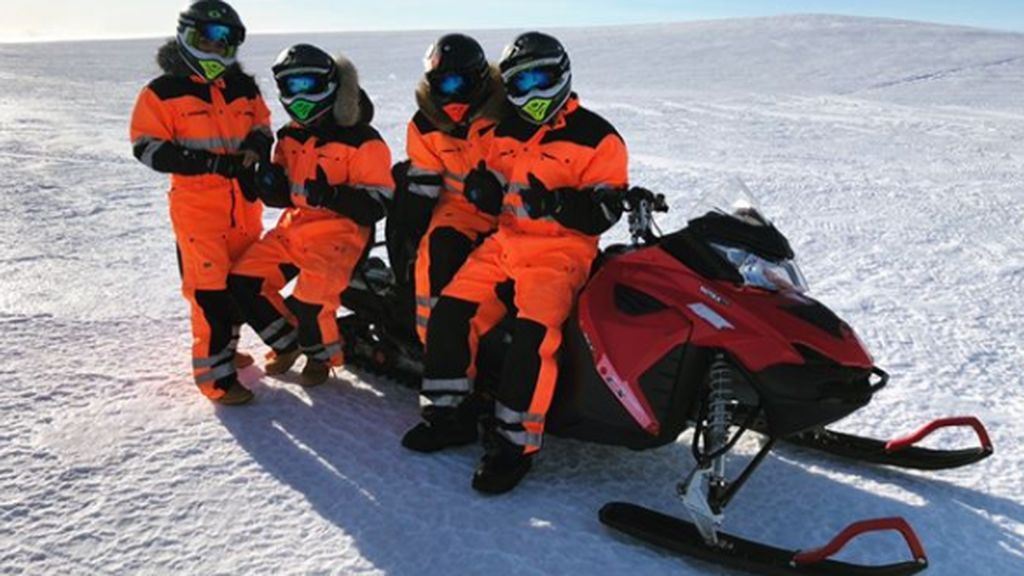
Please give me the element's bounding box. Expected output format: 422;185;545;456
423;34;490;124
499;32;571;125
176;0;247;81
272;44;339;125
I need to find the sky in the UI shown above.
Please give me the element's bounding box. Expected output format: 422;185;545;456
3;0;1024;42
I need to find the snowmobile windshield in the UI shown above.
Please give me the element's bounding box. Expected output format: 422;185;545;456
709;242;808;293
692;178;809;293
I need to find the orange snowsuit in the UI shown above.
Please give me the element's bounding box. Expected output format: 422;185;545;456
422;95;628;454
130;41;271;400
230;92;393;367
403;70;505;344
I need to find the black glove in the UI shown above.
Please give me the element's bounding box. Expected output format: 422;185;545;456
241;130;274;165
207;153;246;179
254;162;293;208
306;167;385;226
521;173;564;219
463;161;505;216
237;166;260;202
304;166;334;207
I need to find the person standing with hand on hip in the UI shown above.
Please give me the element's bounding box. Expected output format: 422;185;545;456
130;1;272;405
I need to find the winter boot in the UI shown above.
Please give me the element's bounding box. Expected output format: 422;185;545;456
471;428;533;495
301;359;331;388
233;351;255;369
264;348;301;375
401;405;479;453
201;379;254;406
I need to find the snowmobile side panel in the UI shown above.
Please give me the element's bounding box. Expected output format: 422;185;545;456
546;315;707;448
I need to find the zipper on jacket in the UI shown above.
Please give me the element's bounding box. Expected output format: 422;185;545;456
229;185;237;228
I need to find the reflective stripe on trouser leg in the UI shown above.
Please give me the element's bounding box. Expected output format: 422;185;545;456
495;318;562;454
415;225;475;344
494;400;545;450
420;377;474;409
227;273;299;353
189;289;240;397
289;297;344;366
423;296;479;395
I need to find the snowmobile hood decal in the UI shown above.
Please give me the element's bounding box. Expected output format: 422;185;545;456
688;303;734;330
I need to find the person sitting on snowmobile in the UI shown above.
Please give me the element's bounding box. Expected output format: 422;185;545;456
388;33;506;344
227;44;393;387
129;0;272;405
402;32;628;494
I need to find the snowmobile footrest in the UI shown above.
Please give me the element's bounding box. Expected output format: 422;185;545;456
600;502;928;576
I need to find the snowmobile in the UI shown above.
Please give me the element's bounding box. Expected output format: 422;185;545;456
337;179;993;576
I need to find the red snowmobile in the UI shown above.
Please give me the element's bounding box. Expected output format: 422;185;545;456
338;179;993;576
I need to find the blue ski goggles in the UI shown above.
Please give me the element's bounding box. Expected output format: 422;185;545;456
427;70;482;100
276;72;333;98
197;22;244;47
506;66;561;97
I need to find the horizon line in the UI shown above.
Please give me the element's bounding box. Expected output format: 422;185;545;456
2;13;1020;45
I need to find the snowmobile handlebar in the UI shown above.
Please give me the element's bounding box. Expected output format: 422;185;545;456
620;187;668;246
622;186;669;213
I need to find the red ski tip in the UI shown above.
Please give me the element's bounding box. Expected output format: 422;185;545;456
885;416;994;454
792;517;928;567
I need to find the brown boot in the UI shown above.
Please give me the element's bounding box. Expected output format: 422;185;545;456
200;380;254;406
301;359;331;388
234;351;255;369
264;349;301;375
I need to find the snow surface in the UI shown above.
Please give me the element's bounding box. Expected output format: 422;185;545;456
1;14;1023;575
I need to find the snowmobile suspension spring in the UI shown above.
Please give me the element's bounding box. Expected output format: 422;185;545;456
707;356;733;481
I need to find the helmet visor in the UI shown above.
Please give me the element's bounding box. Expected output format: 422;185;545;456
506;66;561;97
433;72;478;96
428;70;485;104
278;73;327;97
183;26;239;58
275;69;335;101
197;22;244;47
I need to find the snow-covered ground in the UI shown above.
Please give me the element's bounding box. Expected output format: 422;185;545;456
2;14;1023;575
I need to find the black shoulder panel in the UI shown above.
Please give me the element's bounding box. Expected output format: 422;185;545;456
278;125;314;145
147;75;212;104
412;111;441;136
221;74;261;104
494;113;541;141
541;106;621;148
321;124;385;149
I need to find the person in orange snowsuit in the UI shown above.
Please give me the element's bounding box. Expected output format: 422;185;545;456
227;44;393;387
389;33;506;345
129;1;271;405
402;32;628;494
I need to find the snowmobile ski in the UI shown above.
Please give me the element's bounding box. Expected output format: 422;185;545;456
783;417;993;471
600;502;928;576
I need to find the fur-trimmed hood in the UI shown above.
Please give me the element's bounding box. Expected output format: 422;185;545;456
156;39;247;79
415;65;507;133
331;53;374;127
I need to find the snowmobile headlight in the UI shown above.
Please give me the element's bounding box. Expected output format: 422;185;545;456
710;243;809;293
